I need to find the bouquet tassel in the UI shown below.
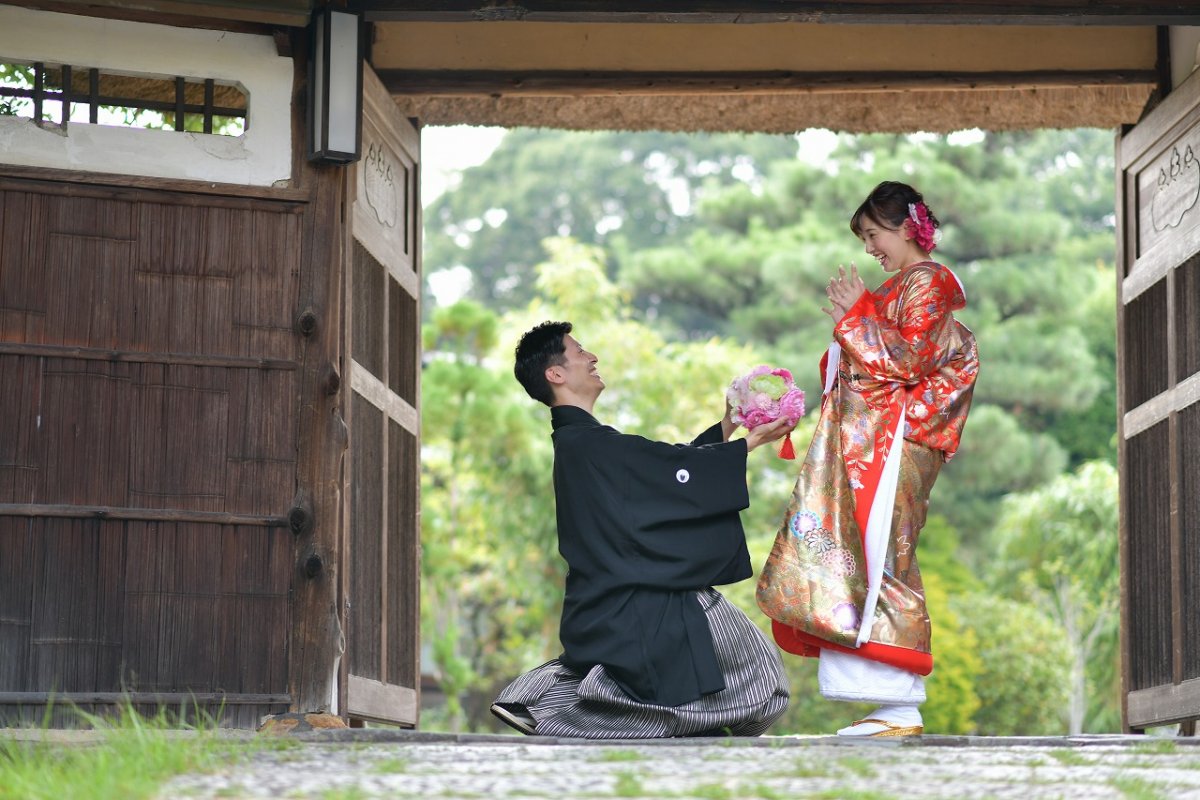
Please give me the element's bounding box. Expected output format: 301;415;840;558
778;432;796;460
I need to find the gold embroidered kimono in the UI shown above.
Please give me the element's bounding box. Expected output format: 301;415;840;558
757;261;978;674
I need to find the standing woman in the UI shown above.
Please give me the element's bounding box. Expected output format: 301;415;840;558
757;181;979;737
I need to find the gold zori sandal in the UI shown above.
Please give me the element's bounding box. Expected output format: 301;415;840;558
852;718;924;737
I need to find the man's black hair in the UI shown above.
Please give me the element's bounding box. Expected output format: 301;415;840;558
514;320;573;406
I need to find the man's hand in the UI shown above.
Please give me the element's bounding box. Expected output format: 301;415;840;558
721;397;737;442
744;417;797;453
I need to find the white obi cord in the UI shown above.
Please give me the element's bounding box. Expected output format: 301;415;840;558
855;400;906;648
822;342;842;397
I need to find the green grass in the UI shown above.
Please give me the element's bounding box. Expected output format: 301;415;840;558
1132;739;1178;756
1048;748;1091;766
804;790;896;800
594;749;647;762
369;757;409;774
0;703;256;800
785;760;834;778
318;789;375;800
693;783;734;800
1110;776;1166;800
837;755;877;778
613;770;644;797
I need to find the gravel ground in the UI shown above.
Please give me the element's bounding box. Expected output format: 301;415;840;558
158;731;1200;799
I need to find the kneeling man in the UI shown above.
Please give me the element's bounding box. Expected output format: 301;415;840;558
491;321;791;739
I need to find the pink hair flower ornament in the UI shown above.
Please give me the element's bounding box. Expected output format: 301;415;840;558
904;201;940;253
726;365;806;459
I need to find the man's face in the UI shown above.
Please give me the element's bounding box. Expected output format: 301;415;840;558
550;334;604;399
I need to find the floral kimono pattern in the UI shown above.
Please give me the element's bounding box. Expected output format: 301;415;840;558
757;261;978;674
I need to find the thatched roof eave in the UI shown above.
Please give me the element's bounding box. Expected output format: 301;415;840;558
392;83;1156;134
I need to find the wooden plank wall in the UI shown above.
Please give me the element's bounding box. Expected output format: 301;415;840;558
0;180;304;727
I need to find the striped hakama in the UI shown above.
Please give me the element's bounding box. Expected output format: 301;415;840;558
494;589;790;739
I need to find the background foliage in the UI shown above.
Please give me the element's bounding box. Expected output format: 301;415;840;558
419;127;1119;735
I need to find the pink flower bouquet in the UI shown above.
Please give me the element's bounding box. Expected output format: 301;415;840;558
726;366;806;459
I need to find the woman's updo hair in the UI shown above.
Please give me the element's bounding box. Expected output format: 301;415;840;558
850;181;940;238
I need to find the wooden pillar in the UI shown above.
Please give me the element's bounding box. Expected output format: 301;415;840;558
288;36;350;713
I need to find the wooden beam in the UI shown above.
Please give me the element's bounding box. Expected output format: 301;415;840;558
0;343;299;372
350;360;419;435
1128;678;1200;729
354;1;1200;25
0;692;291;705
0;504;289;527
1123;372;1200;439
0;167;310;205
17;0;313;28
378;68;1159;97
345;675;416;726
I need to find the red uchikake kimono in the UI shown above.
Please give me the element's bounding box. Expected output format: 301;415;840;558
757;261;979;675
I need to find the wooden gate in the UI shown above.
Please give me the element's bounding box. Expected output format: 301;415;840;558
341;64;422;727
0;178;308;728
1117;68;1200;732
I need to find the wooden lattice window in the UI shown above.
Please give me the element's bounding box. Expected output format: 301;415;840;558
0;61;247;135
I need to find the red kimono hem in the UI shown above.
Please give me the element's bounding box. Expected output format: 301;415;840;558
771;620;933;676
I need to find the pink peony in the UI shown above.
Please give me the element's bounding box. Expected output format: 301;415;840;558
741;407;774;429
778;390;806;424
726;365;807;430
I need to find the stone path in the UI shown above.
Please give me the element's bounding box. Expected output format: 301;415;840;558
161;730;1200;799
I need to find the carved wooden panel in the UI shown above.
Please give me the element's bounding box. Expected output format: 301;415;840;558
354;67;419;301
1122;71;1200;300
1139;141;1200;259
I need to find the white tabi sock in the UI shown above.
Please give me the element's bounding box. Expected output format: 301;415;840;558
836;704;923;736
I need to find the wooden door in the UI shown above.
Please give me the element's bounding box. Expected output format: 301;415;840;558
1117;68;1200;732
0;179;304;728
341;64;422;726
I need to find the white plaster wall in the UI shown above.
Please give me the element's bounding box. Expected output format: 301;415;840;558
1171;26;1200;90
0;5;293;186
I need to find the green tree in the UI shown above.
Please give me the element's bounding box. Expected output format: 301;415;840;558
421;300;561;731
953;594;1073;735
989;461;1120;733
425;129;798;309
921;573;983;735
931;405;1069;552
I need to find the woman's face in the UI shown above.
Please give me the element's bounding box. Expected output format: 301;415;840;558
857;215;916;273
